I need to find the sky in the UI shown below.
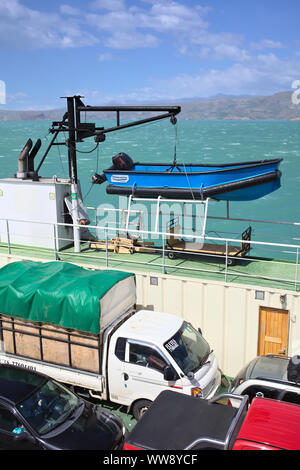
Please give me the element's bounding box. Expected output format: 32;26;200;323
0;0;300;110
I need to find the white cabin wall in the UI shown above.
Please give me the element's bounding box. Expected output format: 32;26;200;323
134;271;300;377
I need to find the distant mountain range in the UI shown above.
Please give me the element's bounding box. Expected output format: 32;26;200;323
1;91;300;122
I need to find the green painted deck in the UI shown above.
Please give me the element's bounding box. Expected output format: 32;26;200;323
0;241;299;292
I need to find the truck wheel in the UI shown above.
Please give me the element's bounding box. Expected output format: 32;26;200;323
168;251;176;260
132;399;152;420
226;258;235;266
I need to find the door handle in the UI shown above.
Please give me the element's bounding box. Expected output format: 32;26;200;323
278;348;286;355
123;373;129;381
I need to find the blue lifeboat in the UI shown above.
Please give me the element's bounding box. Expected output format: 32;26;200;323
101;155;282;201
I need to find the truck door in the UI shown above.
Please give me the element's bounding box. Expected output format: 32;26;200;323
122;340;182;406
107;337;129;405
107;337;182;408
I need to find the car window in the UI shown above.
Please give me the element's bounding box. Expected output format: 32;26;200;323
115;337;126;361
17;380;78;435
164;321;210;375
0;406;22;435
243;385;278;402
129;343;167;373
279;391;300;405
242;385;300;406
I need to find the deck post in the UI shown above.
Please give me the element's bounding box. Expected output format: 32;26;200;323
155;196;161;233
6;219;11;255
125;195;132;234
226;201;230;219
53;224;59;260
105;227;109;267
67;96;81;253
162;234;166;274
295;247;299;291
225;241;228;282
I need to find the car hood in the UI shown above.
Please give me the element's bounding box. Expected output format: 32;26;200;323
42;401;124;450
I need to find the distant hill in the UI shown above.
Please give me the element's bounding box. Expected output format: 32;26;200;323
178;91;300;121
0;91;300;121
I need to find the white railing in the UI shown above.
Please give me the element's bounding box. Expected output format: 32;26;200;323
0;212;299;291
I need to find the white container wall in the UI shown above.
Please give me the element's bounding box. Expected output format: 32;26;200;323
0;253;300;378
134;272;300;377
0;178;73;250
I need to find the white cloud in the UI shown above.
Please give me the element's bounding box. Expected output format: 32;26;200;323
91;53;300;102
0;0;98;49
85;9;160;49
98;52;113;61
60;4;81;16
89;0;126;11
139;1;208;32
250;39;286;51
105;31;158;49
1;0;298;105
142;55;300;99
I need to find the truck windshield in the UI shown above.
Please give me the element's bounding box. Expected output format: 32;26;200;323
17;380;79;435
164;321;210;375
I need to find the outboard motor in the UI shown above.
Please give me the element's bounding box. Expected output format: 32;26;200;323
112;152;134;170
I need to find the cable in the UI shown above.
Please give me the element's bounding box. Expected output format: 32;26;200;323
67;142;99;154
57;142;66;178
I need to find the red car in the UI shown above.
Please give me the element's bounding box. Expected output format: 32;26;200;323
123;390;300;450
233;397;300;450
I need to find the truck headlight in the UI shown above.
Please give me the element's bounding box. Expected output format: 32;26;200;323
191;387;202;397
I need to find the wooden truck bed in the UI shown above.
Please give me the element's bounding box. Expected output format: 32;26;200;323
0;315;102;374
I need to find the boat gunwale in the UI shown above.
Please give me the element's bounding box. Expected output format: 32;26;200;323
104;158;283;176
106;170;281;200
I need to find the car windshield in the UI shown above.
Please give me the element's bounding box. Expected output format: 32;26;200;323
164;321;210;375
249;356;289;381
230;356;290;390
17;380;79;435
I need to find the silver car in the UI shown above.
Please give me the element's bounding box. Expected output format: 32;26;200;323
229;354;300;407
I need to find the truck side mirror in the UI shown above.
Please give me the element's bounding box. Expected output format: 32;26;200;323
198;327;202;335
163;365;176;381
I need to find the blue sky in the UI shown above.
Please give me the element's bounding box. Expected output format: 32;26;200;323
0;0;300;109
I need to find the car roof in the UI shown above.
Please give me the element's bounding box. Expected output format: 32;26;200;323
116;310;183;345
236;397;300;450
247;355;290;382
0;364;46;404
125;390;238;450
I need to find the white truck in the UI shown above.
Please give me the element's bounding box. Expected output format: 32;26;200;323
0;260;221;420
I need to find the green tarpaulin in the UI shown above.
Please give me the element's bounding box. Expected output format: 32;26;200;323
0;261;135;334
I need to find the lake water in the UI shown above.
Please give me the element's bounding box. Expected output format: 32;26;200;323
0;118;299;260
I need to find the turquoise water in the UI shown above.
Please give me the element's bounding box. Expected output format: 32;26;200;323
0;119;299;260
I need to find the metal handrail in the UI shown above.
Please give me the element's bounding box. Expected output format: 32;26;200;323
0;215;299;290
184;393;249;450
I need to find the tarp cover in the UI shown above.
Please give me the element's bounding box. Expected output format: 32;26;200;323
0;261;135;334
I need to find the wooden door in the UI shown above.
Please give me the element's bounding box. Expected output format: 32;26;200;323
258;307;289;356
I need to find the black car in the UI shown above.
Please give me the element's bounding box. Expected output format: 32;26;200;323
0;364;126;450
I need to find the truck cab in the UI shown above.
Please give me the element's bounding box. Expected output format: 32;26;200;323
106;310;221;420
